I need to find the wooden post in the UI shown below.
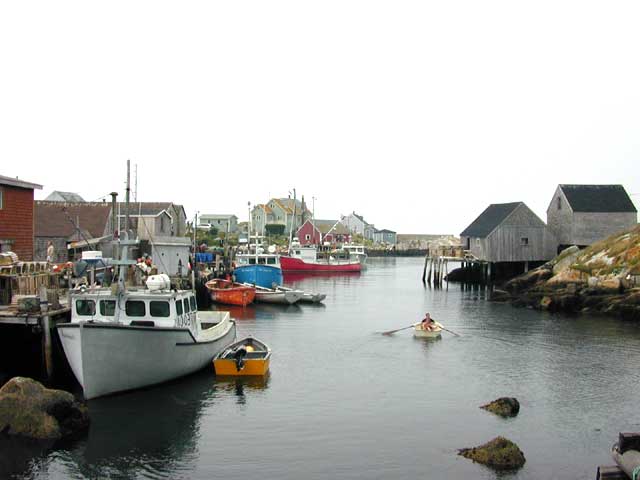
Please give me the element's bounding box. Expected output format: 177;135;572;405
422;255;428;283
487;263;492;282
524;261;529;273
427;258;433;284
39;285;53;382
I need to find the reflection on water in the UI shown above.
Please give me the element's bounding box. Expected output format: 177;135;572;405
11;258;640;480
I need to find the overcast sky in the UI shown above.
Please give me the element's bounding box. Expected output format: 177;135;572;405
1;1;638;234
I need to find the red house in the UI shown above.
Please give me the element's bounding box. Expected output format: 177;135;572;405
296;219;352;246
0;174;43;261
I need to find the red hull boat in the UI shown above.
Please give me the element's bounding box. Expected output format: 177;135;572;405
280;252;361;273
205;279;256;306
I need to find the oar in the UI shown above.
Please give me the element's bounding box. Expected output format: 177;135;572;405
435;321;461;337
381;323;419;335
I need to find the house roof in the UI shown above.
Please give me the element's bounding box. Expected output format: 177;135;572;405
34;202;112;238
45;191;85;202
559;184;637;213
460;202;522;238
377;229;396;234
117;202;184;217
253;204;273;215
200;214;238;220
312;220;350;235
0;174;42;190
273;198;311;215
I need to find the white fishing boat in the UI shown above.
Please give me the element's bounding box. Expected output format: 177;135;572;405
341;244;368;265
57;233;236;400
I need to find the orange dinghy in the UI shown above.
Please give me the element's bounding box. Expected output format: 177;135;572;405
213;337;271;376
205;279;256;306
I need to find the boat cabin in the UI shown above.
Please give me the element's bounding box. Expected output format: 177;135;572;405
235;253;280;267
71;289;203;337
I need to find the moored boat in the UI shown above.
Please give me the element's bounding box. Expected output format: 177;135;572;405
213;337;271;376
232;252;283;289
57;240;237;400
276;285;326;303
341;244;368;265
281;245;361;272
205;279;256;306
251;285;303;304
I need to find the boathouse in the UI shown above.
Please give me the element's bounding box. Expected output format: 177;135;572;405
460;202;556;279
198;214;238;233
547;184;637;252
0;174;43;261
296;219;351;245
373;228;397;246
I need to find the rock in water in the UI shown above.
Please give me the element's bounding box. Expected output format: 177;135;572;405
458;436;526;470
480;397;520;418
0;377;89;440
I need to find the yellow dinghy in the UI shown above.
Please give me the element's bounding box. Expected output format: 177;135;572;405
213;337;271;376
413;321;443;338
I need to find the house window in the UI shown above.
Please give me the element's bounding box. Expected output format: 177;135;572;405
557;197;561;210
476;238;480;246
305;234;311;240
521;237;529;246
160;216;165;232
0;187;3;209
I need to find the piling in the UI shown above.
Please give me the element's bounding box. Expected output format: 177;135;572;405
39;285;53;381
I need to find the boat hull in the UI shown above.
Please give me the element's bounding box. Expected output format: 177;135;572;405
280;256;361;272
254;290;302;304
57;321;236;399
206;279;256;306
413;326;442;338
214;357;270;376
233;265;283;289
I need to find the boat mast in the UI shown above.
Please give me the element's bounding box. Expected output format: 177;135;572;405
288;188;296;252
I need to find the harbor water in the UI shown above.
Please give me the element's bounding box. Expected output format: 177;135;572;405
5;257;640;479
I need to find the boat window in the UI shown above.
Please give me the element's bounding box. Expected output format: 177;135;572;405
249;258;256;265
189;296;196;310
183;298;190;313
99;300;115;316
176;299;183;315
267;257;276;265
76;299;95;316
258;257;266;264
150;301;170;317
125;300;146;317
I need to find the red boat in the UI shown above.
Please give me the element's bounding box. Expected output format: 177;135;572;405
205;279;256;306
280;245;362;273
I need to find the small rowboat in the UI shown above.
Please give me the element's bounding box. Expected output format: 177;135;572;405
276;285;326;303
413;321;443;338
252;285;303;305
205;279;256;306
213;337;271;376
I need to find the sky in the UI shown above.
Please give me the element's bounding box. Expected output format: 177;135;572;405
1;1;639;235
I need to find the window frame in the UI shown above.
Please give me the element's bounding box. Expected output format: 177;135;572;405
125;300;146;317
99;300;116;316
76;299;96;316
150;301;170;317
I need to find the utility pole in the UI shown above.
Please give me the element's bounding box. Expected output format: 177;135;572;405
125;159;131;236
110;192;118;258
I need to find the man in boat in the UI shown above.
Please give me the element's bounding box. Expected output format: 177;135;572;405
421;312;436;331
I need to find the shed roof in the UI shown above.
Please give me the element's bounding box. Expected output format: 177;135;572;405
45;191;85;202
559;184;637;213
460;202;522;238
117;202;185;217
0;174;42;190
35;202;112;238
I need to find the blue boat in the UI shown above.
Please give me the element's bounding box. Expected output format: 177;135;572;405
233;253;283;289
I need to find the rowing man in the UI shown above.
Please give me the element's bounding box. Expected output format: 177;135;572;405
421;312;436;331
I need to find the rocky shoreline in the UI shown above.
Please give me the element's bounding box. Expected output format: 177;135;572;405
490;231;640;321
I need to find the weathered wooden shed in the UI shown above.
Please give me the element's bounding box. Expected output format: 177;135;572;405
460;202;556;275
547;184;637;251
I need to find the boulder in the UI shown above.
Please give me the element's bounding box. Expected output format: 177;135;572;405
458;436;526;470
480;397;520;418
551;246;581;275
0;377;89;440
504;268;553;294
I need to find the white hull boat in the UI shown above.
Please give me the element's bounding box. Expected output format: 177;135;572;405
58;313;235;399
276;285;326;303
254;288;303;305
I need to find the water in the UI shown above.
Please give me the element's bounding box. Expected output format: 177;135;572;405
5;257;640;479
